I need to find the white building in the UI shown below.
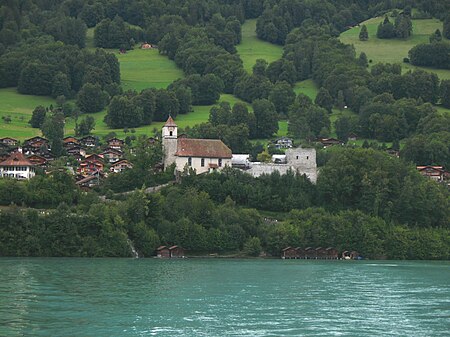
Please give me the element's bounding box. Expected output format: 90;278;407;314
0;151;36;180
246;147;317;183
162;116;232;174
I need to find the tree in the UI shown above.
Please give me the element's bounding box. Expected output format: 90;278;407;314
154;89;179;121
358;52;368;68
359;24;368;41
429;29;442;43
268;81;296;115
377;16;396;39
243;237;262;256
18;62;54;96
76;83;109;113
41;112;65;157
336;90;345;110
441;80;450;108
444;16;450;39
75;116;96;136
105;95;143;128
252;99;278;138
252;59;268;77
315;87;334;113
51;72;71;98
29;106;47;128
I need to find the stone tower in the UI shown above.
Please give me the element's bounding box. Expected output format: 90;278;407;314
162;116;178;169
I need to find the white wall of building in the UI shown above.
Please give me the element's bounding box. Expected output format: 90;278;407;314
175;157;231;174
0;166;35;180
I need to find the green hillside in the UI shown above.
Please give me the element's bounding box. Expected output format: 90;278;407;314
236;19;284;72
340;17;450;80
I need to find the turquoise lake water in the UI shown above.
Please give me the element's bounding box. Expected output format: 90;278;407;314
0;258;449;336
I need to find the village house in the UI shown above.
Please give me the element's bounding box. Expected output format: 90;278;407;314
110;159;133;173
79;135;97;147
100;148;123;163
162;116;232;174
273;137;293;149
27;154;47;167
78;155;104;176
317;137;343;148
107;137;124;150
156;246;170;258
169;245;185;258
416;166;448;182
0;151;35;180
75;171;105;189
66;146;86;161
0;137;18;147
63;136;79;147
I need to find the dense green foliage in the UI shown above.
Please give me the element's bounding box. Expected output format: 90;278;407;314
409;42;450;69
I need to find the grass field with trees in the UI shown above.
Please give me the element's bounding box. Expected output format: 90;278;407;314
340;17;450;80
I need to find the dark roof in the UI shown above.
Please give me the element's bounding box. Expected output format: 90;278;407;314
175;138;232;158
164;116;177;127
0;151;34;166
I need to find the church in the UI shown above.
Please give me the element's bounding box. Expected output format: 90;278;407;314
162;116;232;174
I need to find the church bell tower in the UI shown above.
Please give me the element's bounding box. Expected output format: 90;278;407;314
162;116;178;169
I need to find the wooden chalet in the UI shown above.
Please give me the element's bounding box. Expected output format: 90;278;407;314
24;136;48;147
84;154;104;163
317;138;343;147
75;171;104;189
100;148;123;163
66;146;86;160
282;247;298;259
156;246;170;258
169;245;185;258
348;133;358;141
110;159;133;173
63;136;79;147
326;247;339;259
305;247;316;259
27;154;47;167
416;166;447;182
0;137;18;146
315;247;328;259
107;137;124;150
79;135;97;147
78;159;104;176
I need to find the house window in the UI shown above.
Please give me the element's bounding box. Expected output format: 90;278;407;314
201;158;205;167
188;157;192;166
218;158;222;167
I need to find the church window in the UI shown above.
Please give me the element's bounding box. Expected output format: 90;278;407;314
169;131;173;136
188;157;192;166
201;158;205;167
218;158;222;167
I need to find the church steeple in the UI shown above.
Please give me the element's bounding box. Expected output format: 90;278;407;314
162;115;177;139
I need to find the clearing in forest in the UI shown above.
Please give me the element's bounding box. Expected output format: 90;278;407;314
237;19;284;72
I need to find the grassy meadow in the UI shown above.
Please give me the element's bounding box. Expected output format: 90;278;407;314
236;19;284;72
340;17;450;80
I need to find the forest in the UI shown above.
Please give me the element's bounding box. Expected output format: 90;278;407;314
0;0;449;259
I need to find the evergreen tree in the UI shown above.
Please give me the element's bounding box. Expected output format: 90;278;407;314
51;72;71;98
336;90;345;110
358;52;369;68
359;24;368;41
41;112;65;157
429;29;442;43
252;99;279;138
444;16;450;39
29;106;47;128
441;80;450;108
315;87;333;113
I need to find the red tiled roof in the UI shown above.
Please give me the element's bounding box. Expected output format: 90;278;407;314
175;138;232;158
164;116;177;127
0;151;34;166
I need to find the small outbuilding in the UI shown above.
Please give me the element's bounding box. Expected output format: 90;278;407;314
305;247;316;259
156;246;170;258
281;246;298;259
169;245;185;258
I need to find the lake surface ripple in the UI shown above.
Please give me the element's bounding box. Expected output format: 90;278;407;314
0;259;449;336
